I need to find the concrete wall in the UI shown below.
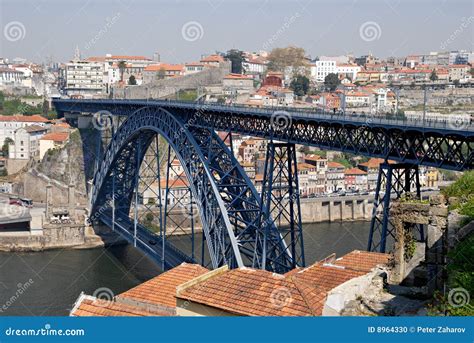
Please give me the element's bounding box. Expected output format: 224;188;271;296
300;197;372;223
0;224;86;251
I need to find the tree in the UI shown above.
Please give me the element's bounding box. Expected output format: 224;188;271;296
290;75;310;96
128;75;137;85
0;91;4;111
225;49;244;74
324;73;340;91
1;137;13;156
156;68;166;80
42;99;49;115
118;61;127;82
430;69;438;82
267;46;309;76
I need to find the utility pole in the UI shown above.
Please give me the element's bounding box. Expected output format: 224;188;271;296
423;85;427;126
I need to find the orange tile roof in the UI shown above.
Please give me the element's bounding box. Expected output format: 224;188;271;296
177;267;319;316
40;132;69;142
328;161;345;169
334;250;390;273
0;114;49;123
224;73;253;80
118;263;208;309
145;64;184;72
344;168;367;175
72;296;169;317
200;54;224;63
110;55;151;61
176;250;389;316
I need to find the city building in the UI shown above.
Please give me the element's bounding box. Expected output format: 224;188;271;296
344;168;368;191
64;59;105;96
0;115;50;146
39;132;70;159
143;64;185;83
8;125;47;160
326;161;346;193
0;67;23;87
312;60;337;82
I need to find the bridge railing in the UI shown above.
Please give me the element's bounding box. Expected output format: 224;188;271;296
146;99;474;132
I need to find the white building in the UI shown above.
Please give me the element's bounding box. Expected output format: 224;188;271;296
65;60;105;96
336;64;361;81
0;115;50;146
0;67;23;87
8;125;47;160
39;132;70;159
312;60;337;82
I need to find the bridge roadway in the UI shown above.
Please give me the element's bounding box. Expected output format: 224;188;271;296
99;210;193;269
54;99;474;171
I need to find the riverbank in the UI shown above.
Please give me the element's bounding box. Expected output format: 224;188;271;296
0;225;127;252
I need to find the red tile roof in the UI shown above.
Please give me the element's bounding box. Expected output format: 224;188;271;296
0;114;49;123
344;168;367;175
200;54;224;63
328;161;345;169
40;132;69;142
176;251;390;316
118;263;208;309
334;250;390;273
71;295;169;317
224;73;253;80
145;64;184;72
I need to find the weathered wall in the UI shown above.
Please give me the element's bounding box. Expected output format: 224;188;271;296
113;62;231;99
0;224;86;252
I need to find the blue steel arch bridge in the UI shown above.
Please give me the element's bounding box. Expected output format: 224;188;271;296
53;99;474;274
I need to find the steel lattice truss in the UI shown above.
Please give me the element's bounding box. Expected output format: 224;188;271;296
260;142;305;271
368;163;424;253
54;99;473;171
90;106;293;272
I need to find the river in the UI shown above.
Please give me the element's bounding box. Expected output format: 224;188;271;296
0;221;370;316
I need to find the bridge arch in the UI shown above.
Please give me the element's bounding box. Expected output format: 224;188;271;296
90;106;291;271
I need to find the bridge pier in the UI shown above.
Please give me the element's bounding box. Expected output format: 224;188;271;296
367;162;423;253
260;142;305;270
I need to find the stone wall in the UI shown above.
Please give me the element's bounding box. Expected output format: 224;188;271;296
0;224;86;252
389;195;448;294
113;62;231;99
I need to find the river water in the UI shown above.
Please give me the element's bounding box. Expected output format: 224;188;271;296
0;221;370;316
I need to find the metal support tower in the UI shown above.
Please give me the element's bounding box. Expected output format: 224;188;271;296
260;142;305;270
367;162;423;253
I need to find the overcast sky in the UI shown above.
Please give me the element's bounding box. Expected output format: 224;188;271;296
1;0;473;63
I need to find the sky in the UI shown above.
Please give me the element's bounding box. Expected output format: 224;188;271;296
1;0;473;64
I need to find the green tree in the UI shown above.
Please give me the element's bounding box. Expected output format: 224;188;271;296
0;91;4;111
1;137;13;156
225;49;244;74
430;69;438;82
324;73;340;91
128;75;137;85
42;99;49;115
156;68;166;80
290;75;310;96
118;60;127;82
